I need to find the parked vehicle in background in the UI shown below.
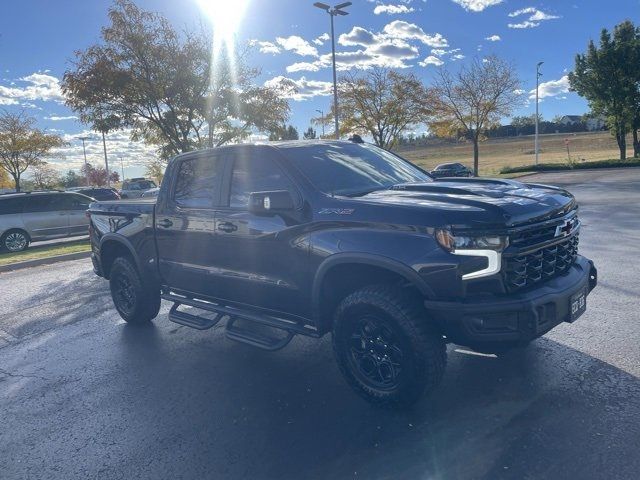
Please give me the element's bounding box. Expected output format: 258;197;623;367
120;178;157;199
0;191;93;252
76;188;121;201
430;162;473;178
140;187;160;198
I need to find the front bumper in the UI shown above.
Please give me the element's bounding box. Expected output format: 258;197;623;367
424;255;597;350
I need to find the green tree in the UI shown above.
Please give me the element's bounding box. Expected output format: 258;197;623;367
63;0;290;161
303;126;317;140
62;170;83;188
430;56;522;176
569;21;640;160
0;111;66;192
268;124;299;141
336;68;432;149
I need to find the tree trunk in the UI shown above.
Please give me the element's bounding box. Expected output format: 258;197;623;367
616;128;627;160
473;138;479;176
12;173;20;193
633;128;639;158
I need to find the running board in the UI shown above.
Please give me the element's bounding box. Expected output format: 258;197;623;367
161;293;320;347
226;317;294;351
168;303;222;330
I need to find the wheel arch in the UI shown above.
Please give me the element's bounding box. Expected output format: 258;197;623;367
312;253;436;334
99;234;142;279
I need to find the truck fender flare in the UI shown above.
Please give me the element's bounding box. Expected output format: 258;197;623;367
311;253;436;323
99;234;143;275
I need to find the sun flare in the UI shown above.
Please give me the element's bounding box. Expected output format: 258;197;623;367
196;0;249;48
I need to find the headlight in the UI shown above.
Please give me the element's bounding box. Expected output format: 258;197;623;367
435;229;508;252
435;229;508;280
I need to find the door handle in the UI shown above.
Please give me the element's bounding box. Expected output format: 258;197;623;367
157;219;173;228
217;222;238;233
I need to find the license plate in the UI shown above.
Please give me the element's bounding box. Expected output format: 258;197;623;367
569;287;587;322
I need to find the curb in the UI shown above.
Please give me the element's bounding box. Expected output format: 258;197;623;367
0;251;92;273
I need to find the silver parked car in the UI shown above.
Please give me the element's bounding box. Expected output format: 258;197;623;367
120;178;157;199
0;191;93;252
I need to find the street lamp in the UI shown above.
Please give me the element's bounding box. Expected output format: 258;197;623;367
535;61;543;167
77;136;91;186
313;1;351;140
315;109;325;137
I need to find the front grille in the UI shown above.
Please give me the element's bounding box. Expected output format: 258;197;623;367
504;232;579;292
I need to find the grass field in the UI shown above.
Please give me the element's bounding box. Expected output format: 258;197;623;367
394;131;635;175
0;239;90;266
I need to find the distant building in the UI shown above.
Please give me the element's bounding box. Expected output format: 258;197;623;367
559;115;583;126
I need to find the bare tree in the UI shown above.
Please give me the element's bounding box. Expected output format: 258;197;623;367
0;111;66;192
430;56;522;176
336;68;432;149
31;163;61;190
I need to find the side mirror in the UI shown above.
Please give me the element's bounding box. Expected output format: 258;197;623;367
248;190;295;215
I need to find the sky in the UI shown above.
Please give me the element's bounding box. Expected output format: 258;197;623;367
1;0;639;179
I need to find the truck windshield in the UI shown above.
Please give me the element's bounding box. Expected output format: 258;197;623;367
280;143;431;196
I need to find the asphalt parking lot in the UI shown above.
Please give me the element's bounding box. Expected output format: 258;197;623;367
1;168;639;480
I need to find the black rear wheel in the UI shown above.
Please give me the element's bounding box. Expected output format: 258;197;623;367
109;256;160;323
333;285;446;408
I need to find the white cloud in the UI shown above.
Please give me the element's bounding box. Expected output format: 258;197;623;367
451;54;466;60
0;72;65;105
312;33;330;46
431;49;447;56
374;4;415;15
382;20;449;47
286;61;323;73
485;34;501;41
529;75;570;99
419;56;444;67
44;115;78;121
276;36;319;57
339;27;378;47
264;76;333;101
451;0;503;12
508;7;560;29
257;41;281;54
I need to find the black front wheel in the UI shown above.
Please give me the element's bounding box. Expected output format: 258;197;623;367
109;256;160;323
333;285;446;408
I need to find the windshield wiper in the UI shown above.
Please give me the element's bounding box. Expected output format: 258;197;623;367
343;186;389;197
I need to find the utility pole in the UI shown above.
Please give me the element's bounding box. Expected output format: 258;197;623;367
315;109;325;137
101;131;110;187
119;155;125;183
78;136;90;186
313;2;351;140
535;61;543;167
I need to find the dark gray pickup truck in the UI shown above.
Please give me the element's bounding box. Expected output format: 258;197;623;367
88;141;597;407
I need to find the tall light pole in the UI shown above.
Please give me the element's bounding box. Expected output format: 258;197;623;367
78;136;91;186
314;2;351;140
535;61;543;167
119;155;125;183
101;131;111;187
315;109;325;137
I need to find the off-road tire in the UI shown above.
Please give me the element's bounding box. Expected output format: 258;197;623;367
109;256;160;324
332;285;446;408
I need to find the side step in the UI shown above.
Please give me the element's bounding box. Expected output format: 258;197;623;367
225;317;294;351
161;293;320;350
168;303;222;330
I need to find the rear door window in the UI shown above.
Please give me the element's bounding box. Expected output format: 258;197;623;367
173;155;224;209
23;195;56;213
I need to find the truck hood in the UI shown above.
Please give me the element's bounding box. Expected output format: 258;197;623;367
354;178;575;228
